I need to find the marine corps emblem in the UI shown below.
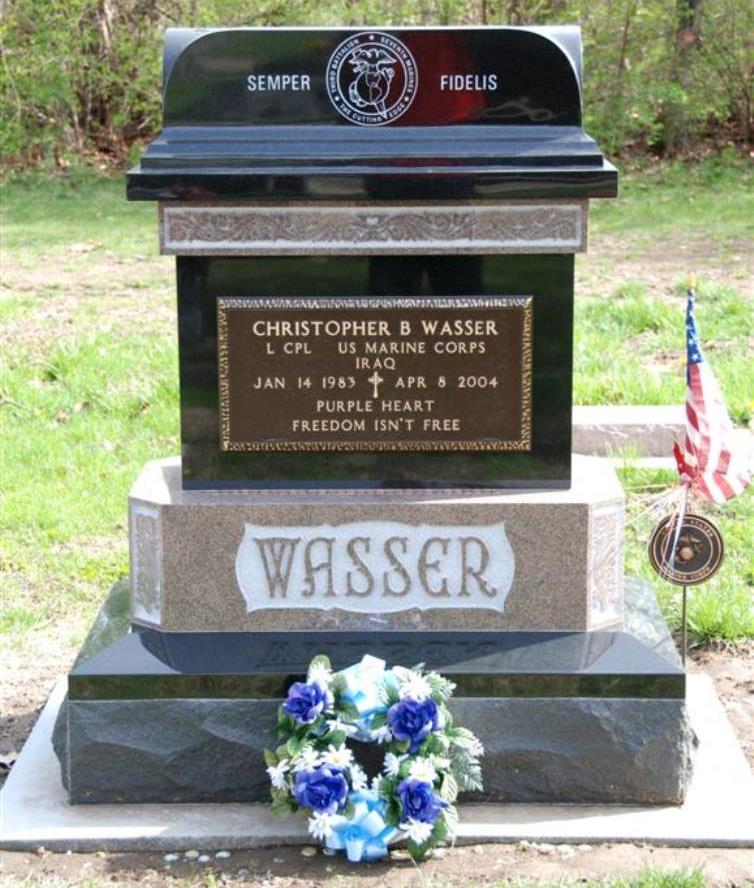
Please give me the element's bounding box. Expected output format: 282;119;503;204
648;513;724;586
326;32;418;126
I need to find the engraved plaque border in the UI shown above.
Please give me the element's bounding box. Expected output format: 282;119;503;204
217;296;532;453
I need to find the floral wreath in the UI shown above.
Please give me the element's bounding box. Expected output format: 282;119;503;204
265;654;484;863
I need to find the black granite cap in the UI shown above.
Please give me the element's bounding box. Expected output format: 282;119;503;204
127;27;617;202
68;629;684;701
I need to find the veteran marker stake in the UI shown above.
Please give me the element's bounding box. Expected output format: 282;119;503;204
648;284;747;664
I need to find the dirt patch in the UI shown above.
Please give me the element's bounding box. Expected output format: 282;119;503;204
0;620;81;779
577;231;754;299
691;642;754;770
1;840;753;887
1;253;174;359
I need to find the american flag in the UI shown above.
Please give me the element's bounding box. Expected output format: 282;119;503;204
673;290;750;503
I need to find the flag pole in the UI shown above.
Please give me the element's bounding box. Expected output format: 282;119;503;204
677;275;695;670
660;485;689;665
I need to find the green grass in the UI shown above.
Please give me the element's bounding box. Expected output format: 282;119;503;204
590;151;754;245
606;873;704;888
575;153;753;424
1;168;154;259
1;329;179;632
1;156;752;646
574;278;753;424
1;170;176;637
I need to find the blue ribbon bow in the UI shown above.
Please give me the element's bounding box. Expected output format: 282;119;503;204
325;790;401;862
338;655;394;739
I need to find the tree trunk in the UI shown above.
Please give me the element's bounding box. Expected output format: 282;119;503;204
664;0;703;156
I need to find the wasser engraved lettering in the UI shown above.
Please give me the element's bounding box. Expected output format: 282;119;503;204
235;520;515;614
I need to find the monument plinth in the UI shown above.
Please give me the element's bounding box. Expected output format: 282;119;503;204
128;455;624;633
53;25;695;807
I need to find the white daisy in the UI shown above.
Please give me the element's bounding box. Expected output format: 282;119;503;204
308;812;337;841
327;716;360;738
321;744;353;769
400;818;433;844
370;725;392;744
408;758;437;785
266;759;290;790
399;672;433;702
350;764;368;791
308;663;334;688
293;746;322;772
383;752;404;778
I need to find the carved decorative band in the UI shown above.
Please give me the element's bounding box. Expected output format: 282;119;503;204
129;502;162;626
160;202;587;256
588;502;625;630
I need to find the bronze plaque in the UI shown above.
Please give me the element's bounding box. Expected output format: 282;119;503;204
217;297;532;452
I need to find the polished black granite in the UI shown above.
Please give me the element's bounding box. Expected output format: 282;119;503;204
127;27;618;201
130;24;613;489
178;253;573;488
68;628;685;701
128;166;617;203
162;28;583;127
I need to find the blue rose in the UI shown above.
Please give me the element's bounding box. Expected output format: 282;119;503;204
293;766;348;814
283;681;329;724
398;778;446;824
388;697;440;752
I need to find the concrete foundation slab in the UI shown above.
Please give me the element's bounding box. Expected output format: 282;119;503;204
572;405;754;461
2;675;752;851
572;405;685;457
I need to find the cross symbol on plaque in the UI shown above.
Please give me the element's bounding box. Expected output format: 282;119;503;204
367;371;384;399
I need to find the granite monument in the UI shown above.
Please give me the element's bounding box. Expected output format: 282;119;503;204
53;25;696;806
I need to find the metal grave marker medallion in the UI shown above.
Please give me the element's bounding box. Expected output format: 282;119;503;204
217;297;532;453
648;513;724;586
